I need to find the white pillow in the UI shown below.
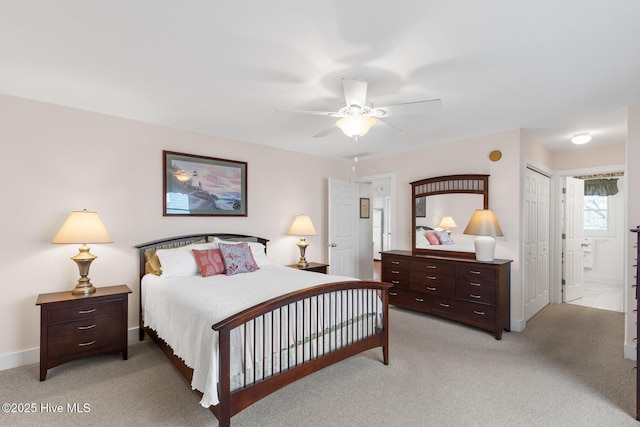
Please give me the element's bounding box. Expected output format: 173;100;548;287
415;231;431;247
213;238;272;267
156;242;217;277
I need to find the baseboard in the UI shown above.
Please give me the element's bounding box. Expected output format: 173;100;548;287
0;327;142;372
624;343;637;361
510;317;525;332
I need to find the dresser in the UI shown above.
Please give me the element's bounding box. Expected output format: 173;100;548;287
36;284;132;380
381;250;511;339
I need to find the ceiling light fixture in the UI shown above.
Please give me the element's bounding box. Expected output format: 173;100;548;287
571;133;592;145
336;114;376;141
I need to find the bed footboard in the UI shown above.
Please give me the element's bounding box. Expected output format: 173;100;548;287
213;280;391;427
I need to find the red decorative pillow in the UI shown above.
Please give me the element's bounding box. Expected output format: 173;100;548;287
192;249;226;277
425;231;440;245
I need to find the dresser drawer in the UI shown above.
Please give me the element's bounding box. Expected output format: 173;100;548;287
456;264;497;280
389;288;431;312
47;299;123;324
48;323;123;360
456;277;496;305
382;256;410;270
410;271;455;298
412;259;455;275
382;266;409;287
455;300;496;327
48;314;123;340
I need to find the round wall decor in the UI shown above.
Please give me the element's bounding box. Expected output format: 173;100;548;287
489;150;502;162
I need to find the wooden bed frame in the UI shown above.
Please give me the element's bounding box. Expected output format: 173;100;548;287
136;233;391;427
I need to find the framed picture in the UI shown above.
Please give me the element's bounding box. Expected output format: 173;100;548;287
163;150;247;216
415;197;426;217
360;198;370;219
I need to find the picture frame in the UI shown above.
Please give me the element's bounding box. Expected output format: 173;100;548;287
163;150;247;216
360;198;370;219
415;197;426;217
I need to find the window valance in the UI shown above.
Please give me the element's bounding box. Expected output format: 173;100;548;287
584;178;618;196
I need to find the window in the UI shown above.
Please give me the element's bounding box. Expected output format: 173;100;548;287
584;195;608;231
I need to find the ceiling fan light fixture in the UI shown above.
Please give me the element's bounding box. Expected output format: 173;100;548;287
571;133;592;145
336;115;376;138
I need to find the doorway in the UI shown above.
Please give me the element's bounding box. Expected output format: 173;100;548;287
565;171;626;313
553;168;626;313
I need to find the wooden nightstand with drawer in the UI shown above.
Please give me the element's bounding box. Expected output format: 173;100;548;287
286;262;329;274
36;284;132;380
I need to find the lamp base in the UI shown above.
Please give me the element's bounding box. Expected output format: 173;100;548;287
296;238;310;268
474;235;496;262
71;244;98;296
72;283;97;295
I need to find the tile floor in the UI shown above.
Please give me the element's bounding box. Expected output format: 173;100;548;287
566;280;624;312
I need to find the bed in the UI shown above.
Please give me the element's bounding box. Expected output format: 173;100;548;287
136;233;391;427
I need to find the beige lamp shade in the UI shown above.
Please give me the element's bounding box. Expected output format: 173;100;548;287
52;210;113;244
463;210;503;237
438;216;458;229
287;215;317;236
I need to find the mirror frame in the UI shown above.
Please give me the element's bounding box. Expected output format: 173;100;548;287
411;174;489;258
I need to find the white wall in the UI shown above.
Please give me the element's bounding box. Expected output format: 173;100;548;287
0;94;350;364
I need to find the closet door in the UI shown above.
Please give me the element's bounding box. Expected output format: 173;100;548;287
524;167;551;321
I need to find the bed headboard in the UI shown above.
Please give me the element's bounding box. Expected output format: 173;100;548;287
135;233;269;282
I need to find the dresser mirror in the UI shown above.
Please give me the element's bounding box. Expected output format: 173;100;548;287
412;174;489;258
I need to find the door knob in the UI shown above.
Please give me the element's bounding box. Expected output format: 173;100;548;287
327;243;337;247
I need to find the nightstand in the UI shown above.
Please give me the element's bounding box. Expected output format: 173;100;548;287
36;284;132;381
286;262;329;274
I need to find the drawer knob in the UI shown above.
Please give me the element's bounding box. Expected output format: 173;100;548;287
427;276;436;280
427;265;436;269
470;282;481;287
78;340;96;347
78;308;96;314
473;310;486;316
414;298;424;302
426;286;436;291
439;303;450;308
389;292;398;296
392;261;400;265
391;270;400;274
470;294;481;299
391;280;400;284
469;271;481;275
78;324;96;330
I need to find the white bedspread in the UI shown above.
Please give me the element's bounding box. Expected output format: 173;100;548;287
141;264;358;407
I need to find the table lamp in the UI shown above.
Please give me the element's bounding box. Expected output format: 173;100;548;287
287;215;317;268
51;209;113;295
438;216;458;235
463;209;503;262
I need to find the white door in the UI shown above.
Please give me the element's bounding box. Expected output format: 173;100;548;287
372;207;383;260
563;177;585;302
328;178;358;277
524;168;551;320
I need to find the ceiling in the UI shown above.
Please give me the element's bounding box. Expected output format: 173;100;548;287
1;1;639;161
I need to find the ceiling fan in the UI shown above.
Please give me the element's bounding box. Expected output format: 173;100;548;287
277;78;441;141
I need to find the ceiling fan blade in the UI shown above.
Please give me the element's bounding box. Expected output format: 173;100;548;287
342;78;368;108
276;108;342;117
313;124;339;138
375;118;402;134
371;99;441;117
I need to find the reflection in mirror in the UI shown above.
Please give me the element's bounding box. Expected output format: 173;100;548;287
411;174;489;258
415;194;483;251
